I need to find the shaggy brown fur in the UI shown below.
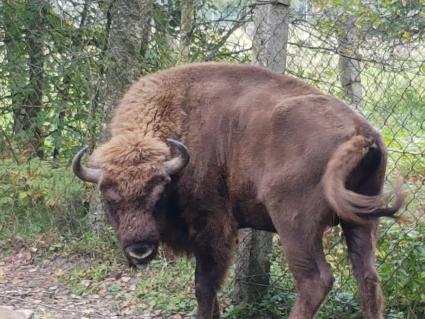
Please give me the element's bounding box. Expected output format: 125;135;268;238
75;62;403;319
90;134;170;199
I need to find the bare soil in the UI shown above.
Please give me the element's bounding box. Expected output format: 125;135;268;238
0;249;177;319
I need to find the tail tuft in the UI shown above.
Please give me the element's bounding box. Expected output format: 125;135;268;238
322;135;403;224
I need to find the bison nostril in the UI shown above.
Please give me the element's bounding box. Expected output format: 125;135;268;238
125;243;155;261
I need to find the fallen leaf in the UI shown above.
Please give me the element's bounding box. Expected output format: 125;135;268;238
121;276;131;283
113;272;122;280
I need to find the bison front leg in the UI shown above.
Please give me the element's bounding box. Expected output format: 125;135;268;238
195;256;220;319
194;241;234;319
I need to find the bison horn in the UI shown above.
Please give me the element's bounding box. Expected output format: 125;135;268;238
164;139;190;175
72;145;101;184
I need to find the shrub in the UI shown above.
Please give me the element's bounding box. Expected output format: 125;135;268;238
0;159;88;246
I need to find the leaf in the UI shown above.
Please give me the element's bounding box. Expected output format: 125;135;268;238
18;191;29;203
401;31;410;40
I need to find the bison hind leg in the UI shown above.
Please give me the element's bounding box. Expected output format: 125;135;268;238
269;215;334;318
341;221;383;319
284;232;334;319
342;145;385;318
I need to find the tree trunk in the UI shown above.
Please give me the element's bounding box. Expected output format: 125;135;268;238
179;0;194;63
233;0;290;304
251;0;290;72
337;16;363;108
89;0;153;235
101;0;153;132
25;0;48;158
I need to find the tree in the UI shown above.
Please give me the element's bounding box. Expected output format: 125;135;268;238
179;0;195;62
337;14;362;108
313;0;425;42
3;0;49;159
89;0;153;234
234;0;291;304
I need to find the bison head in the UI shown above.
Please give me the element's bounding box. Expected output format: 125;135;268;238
72;135;189;267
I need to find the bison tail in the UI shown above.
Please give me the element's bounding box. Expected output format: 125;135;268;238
322;135;404;224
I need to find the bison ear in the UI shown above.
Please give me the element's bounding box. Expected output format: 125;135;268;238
164;139;190;175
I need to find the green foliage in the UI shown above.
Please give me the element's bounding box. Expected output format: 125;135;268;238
143;0;251;72
0;0;250;160
64;263;114;295
379;224;425;316
134;258;198;315
54;224;424;318
0;159;87;243
222;225;425;318
370;82;425;186
313;0;425;41
59;255;198;316
0;0;105;159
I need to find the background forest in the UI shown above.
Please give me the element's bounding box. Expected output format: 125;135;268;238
0;0;424;318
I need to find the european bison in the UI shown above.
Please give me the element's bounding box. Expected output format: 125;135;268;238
73;63;403;319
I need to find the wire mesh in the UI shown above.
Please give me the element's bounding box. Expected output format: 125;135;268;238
0;0;423;318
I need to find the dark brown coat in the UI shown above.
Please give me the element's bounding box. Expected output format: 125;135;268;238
73;63;403;319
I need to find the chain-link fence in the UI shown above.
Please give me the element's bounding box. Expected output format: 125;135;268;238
0;0;424;318
230;1;425;318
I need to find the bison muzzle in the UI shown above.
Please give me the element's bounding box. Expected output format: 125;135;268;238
73;63;403;319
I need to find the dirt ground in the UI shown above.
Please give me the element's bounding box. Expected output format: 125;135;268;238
0;249;174;319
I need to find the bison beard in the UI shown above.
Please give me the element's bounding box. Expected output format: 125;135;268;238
73;63;403;319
